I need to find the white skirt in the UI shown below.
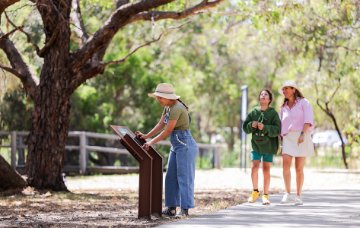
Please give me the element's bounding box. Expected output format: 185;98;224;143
282;131;314;157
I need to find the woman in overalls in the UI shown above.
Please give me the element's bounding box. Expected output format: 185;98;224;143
136;83;198;217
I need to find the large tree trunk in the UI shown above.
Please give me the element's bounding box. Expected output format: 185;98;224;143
26;2;72;190
0;155;27;191
26;73;71;191
26;93;71;191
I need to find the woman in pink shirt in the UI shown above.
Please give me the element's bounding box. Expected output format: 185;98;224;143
279;81;314;205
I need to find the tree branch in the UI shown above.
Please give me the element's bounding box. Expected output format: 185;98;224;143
130;0;224;22
38;25;61;57
69;25;178;92
0;63;22;77
103;21;190;67
323;44;360;55
70;0;224;88
0;33;38;100
0;26;21;40
328;77;341;104
71;0;175;72
316;98;328;115
4;12;41;55
70;0;89;44
105;35;163;67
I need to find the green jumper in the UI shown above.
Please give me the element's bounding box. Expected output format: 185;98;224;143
243;107;281;155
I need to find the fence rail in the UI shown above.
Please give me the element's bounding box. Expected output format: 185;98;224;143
0;131;223;174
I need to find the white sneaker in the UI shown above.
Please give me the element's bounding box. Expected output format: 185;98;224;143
280;193;294;204
294;196;303;205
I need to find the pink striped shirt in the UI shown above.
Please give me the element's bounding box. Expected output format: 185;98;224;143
280;98;314;136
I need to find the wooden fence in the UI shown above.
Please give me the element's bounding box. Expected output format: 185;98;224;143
0;131;223;174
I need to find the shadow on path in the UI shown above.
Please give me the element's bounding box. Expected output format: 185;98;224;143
157;189;360;227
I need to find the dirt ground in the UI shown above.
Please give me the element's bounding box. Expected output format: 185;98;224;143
1;168;359;227
0;188;249;227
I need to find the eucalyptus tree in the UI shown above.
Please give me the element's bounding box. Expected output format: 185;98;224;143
0;0;224;191
172;1;292;151
280;0;360;168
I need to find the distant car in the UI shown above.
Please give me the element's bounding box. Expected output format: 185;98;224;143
312;130;347;148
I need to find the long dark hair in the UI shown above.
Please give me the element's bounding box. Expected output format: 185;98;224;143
177;98;189;110
281;88;304;107
258;89;273;105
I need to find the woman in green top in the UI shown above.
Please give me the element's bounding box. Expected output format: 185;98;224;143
136;83;198;217
243;89;281;205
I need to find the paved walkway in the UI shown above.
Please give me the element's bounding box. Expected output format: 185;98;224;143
157;189;360;227
66;167;360;227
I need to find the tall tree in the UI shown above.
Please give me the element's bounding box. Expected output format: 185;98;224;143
0;0;224;191
282;0;360;168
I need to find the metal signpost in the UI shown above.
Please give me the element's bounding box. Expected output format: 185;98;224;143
240;85;248;172
110;125;163;219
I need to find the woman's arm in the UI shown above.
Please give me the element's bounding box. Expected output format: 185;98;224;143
298;123;312;144
143;115;166;139
298;99;314;144
302;123;312;133
143;119;177;150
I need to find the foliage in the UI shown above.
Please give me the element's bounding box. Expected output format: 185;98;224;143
1;0;360;169
0;88;31;131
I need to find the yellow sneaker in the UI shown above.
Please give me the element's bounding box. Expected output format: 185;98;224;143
262;194;271;205
248;191;260;203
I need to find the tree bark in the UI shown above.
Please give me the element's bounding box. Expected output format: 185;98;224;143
0;155;26;191
25;0;72;191
26;92;71;191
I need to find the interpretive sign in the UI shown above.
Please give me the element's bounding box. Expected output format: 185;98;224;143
110;125;163;218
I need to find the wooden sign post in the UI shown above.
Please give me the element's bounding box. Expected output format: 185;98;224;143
110;125;163;218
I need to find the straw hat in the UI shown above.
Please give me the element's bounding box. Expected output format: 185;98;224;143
148;83;180;100
279;80;301;94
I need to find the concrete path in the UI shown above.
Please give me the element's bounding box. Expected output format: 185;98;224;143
157;189;360;227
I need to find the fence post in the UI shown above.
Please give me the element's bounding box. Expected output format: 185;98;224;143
212;146;221;169
10;131;17;168
79;132;87;174
18;136;25;165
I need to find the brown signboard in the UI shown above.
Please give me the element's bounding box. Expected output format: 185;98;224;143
111;125;163;218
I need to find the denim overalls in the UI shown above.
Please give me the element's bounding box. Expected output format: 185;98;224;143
164;108;198;209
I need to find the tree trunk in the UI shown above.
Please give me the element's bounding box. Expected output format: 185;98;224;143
329;113;348;169
25;9;72;190
0;155;27;191
26;93;71;191
227;126;235;152
316;99;348;169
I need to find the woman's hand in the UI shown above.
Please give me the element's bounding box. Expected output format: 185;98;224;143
298;132;305;144
135;131;147;139
142;141;153;151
